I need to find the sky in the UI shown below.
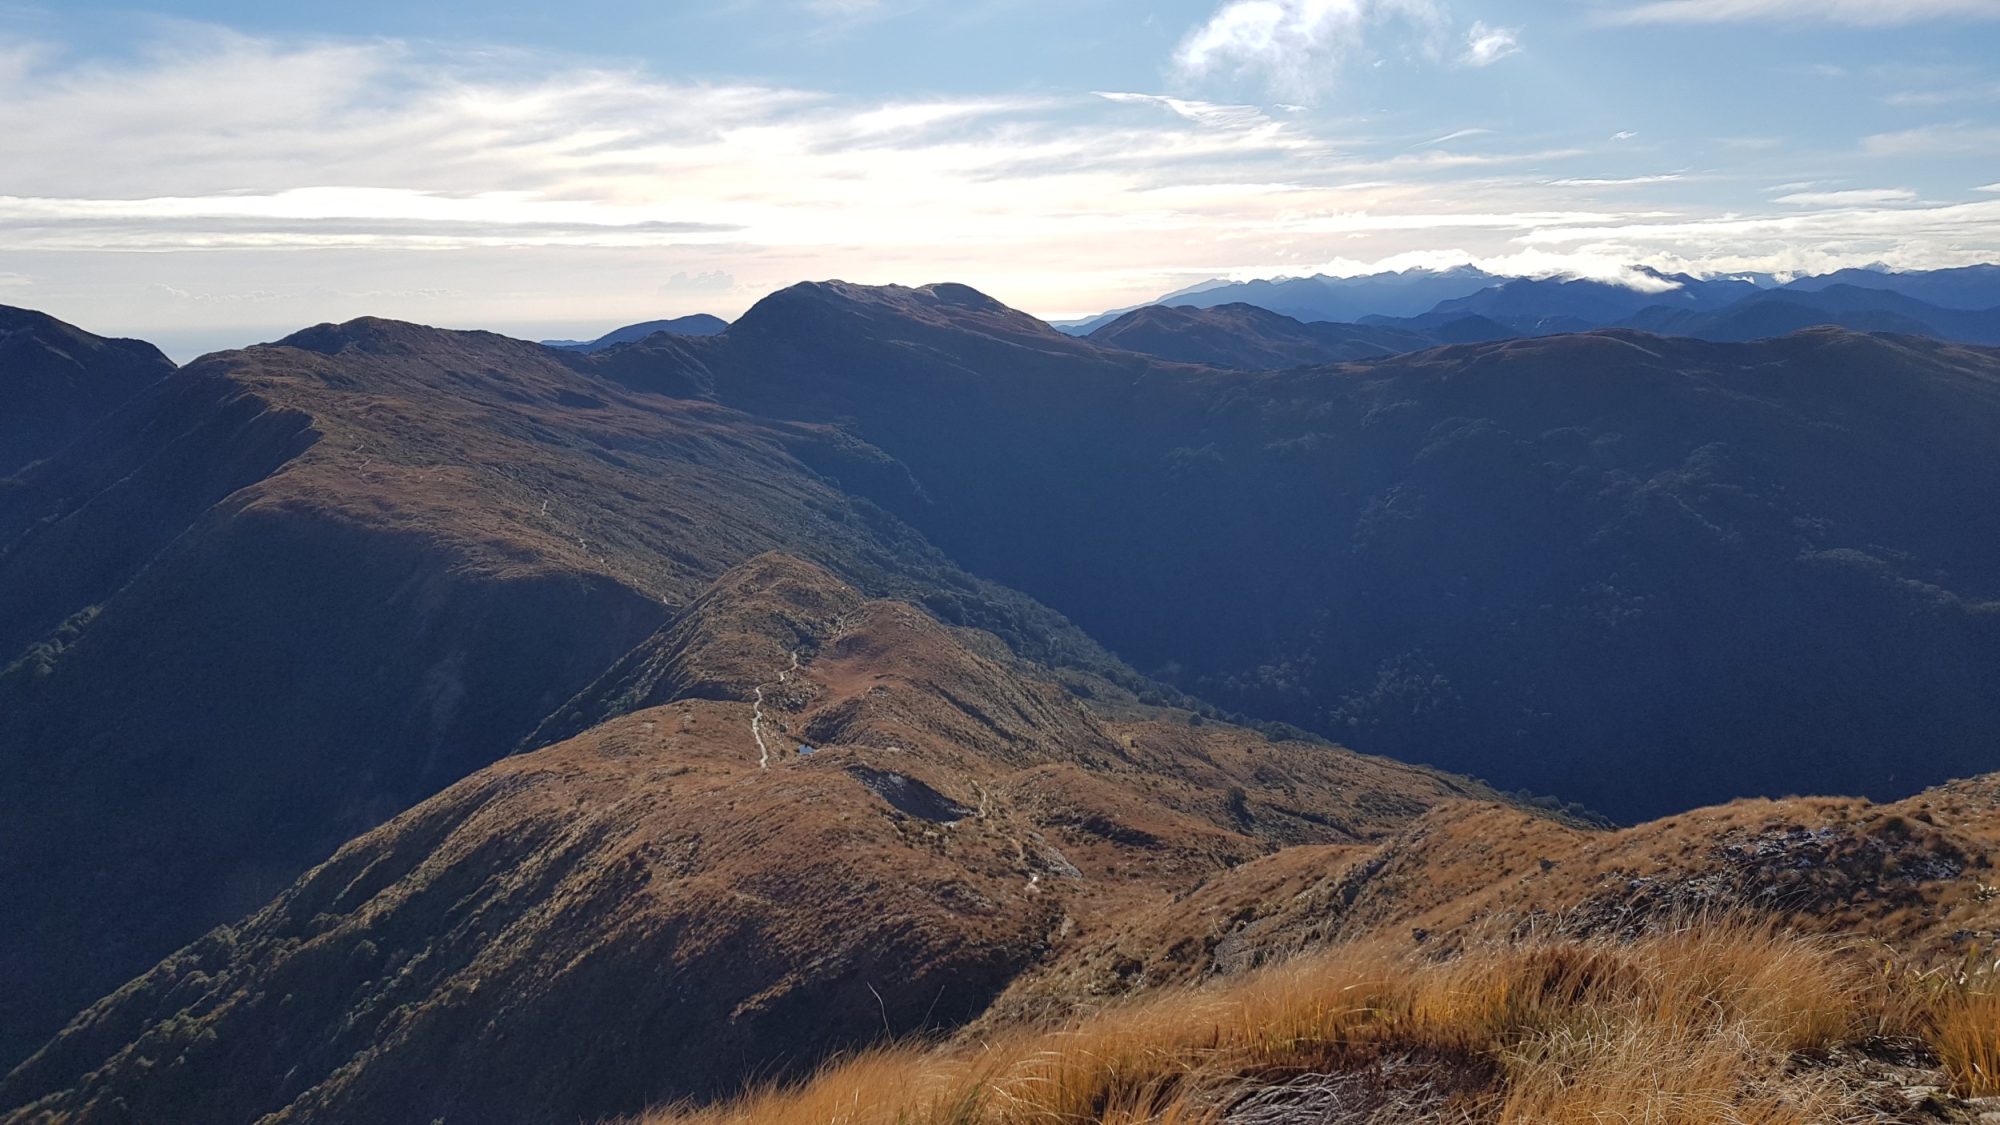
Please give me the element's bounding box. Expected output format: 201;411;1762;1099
1;0;1998;357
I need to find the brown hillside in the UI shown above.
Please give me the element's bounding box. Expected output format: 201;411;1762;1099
625;771;2000;1125
0;315;1115;1068
0;555;1492;1125
991;775;2000;1023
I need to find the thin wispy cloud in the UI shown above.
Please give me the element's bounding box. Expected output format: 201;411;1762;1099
1609;0;2000;25
1421;127;1495;146
1549;174;1688;187
1774;188;1919;205
1885;82;2000;107
1093;91;1289;134
1864;122;2000;155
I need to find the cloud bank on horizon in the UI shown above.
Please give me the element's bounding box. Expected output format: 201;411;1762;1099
0;0;1995;353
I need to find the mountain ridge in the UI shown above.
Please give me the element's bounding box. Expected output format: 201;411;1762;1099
5;289;2000;1106
1064;263;2000;347
1;553;1502;1124
0;304;175;476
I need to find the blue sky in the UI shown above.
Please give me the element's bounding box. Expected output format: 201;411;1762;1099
1;0;1997;356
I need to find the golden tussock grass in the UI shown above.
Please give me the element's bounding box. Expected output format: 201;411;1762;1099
642;921;1995;1125
1896;944;2000;1098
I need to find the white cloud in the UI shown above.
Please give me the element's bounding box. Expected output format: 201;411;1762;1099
1173;0;1448;97
1093;91;1286;133
1459;22;1522;66
1774;188;1918;206
1885;82;2000;107
1611;130;1638;141
1548;173;1687;187
1609;0;2000;25
1864;123;2000;156
1980;182;2000;193
0;271;28;286
3;24;1998;342
1517;197;2000;275
1307;248;1696;290
1421;127;1494;146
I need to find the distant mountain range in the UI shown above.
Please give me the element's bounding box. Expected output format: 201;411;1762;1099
540;313;729;351
1056;265;1503;334
1064;264;2000;349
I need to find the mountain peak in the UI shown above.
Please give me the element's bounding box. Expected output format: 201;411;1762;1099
542;314;729;352
0;304;175;474
273;316;486;357
729;280;1076;358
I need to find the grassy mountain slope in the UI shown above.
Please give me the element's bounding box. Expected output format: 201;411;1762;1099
1;556;1493;1125
0;313;1114;1068
646;772;2000;1124
596;287;2000;822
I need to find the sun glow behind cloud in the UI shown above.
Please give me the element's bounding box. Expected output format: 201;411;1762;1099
0;18;1996;352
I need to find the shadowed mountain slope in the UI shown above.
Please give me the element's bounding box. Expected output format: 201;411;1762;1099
0;312;1118;1068
0;305;174;475
593;287;2000;823
0;555;1493;1125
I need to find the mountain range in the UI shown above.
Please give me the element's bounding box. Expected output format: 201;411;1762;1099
1066;264;2000;348
3;283;1999;1122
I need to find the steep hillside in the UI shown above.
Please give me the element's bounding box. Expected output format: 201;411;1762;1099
603;287;2000;822
1086;303;1433;368
998;771;2000;1017
626;770;2000;1125
0;312;1112;1068
0;556;1492;1125
0;305;173;475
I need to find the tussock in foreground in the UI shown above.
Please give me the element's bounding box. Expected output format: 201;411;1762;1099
642;922;2000;1124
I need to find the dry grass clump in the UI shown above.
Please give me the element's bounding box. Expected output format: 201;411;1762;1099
1898;945;2000;1097
641;921;1966;1125
1936;982;2000;1096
